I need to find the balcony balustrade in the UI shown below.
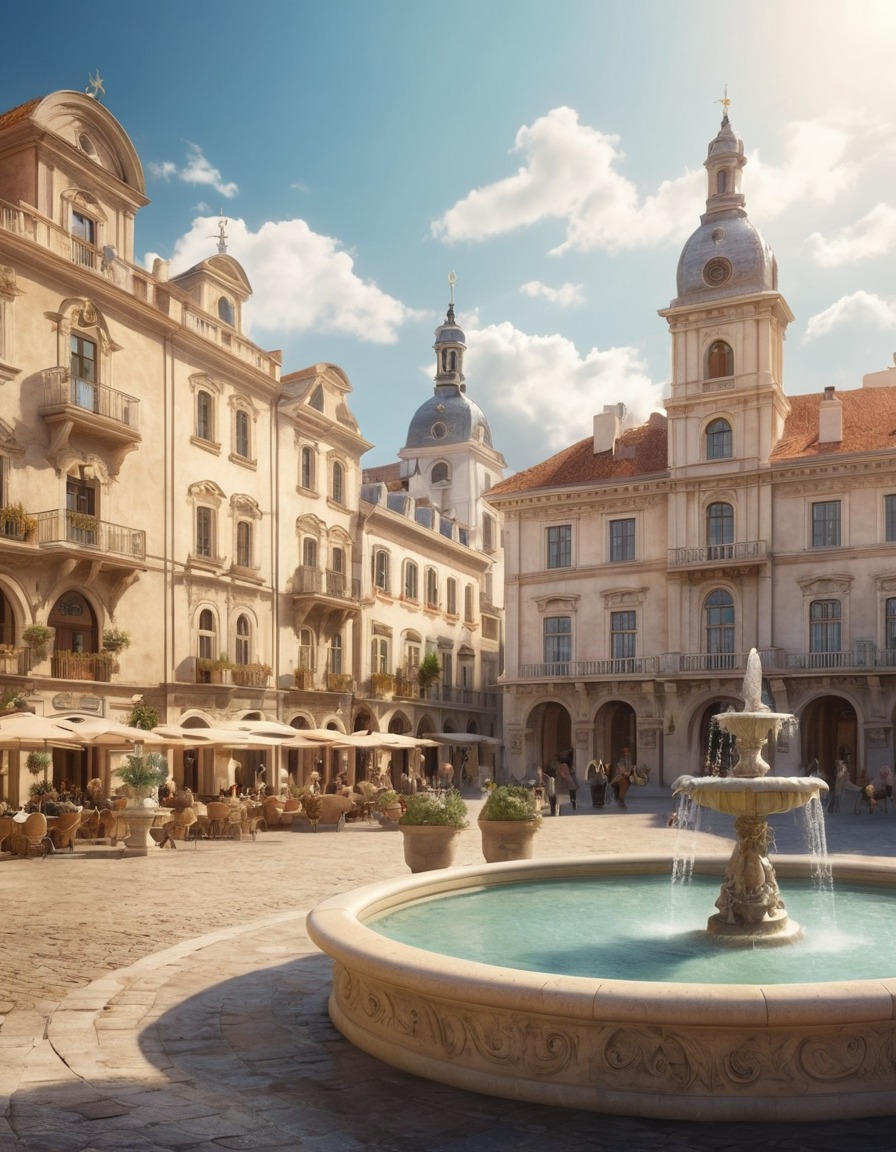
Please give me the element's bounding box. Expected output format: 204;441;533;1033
51;650;115;682
668;540;767;568
40;369;140;431
32;510;146;561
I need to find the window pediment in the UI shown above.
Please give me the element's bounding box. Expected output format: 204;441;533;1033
534;594;579;614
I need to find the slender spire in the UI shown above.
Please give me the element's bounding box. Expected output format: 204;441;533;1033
702;92;746;222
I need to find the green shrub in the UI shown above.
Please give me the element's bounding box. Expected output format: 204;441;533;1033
400;789;468;827
479;784;542;823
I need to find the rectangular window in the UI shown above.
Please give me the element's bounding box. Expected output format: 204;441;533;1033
886;495;896;542
374;550;389;592
611;611;636;660
546;524;572;569
446;578;457;615
371;636;389;674
235;411;250;458
70;334;98;411
811;501;841;548
196;507;213;558
609;518;635;562
236;522;252;567
810;599;841;653
543;616;571;671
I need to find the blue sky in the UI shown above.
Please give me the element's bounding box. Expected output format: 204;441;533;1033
5;0;896;474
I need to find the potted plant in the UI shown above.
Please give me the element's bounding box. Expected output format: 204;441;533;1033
26;750;52;784
375;788;403;826
478;783;542;862
196;654;232;683
102;624;132;653
22;623;54;661
126;699;159;731
399;789;468;872
369;671;394;699
231;661;273;687
0;502;38;540
29;779;56;810
417;651;442;698
114;751;168;804
298;788;323;831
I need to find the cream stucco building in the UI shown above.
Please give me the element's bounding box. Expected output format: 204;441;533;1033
487;111;896;794
0;90;504;802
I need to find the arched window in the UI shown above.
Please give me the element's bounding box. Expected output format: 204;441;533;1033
425;567;438;608
235;613;251;666
706;418;733;460
218;296;234;326
431;461;450;485
403;560;419;601
0;588;13;647
198;608;216;660
330;545;346;595
300;446;315;490
302;537;318;569
196;390;213;441
298;627;314;671
235;410;250;459
464;583;475;623
705;589;735;669
332;460;344;504
707;341;734;379
706;502;734;558
717;170;728;194
236;521;252;568
446;577;457;615
373;549;390;593
48;590;97;654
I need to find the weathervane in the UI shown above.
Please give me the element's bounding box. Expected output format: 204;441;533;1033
211;212;228;255
448;270;456;307
716;84;731;120
86;71;105;101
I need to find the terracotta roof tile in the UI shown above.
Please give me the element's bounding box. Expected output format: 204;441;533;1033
0;97;42;131
772;387;896;462
488;419;668;497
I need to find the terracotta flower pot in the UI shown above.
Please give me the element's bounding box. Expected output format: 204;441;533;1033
478;818;540;863
400;824;463;872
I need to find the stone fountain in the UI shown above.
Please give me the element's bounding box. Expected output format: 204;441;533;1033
672;649;827;945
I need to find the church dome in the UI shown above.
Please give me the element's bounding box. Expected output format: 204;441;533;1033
404;388;493;450
671;112;777;308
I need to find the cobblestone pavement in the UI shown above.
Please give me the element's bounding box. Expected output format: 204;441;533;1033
1;791;895;1151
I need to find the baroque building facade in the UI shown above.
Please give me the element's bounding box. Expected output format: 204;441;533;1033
487;111;896;793
0;90;503;802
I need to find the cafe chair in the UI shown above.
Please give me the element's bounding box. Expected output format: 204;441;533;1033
205;801;231;839
49;811;82;852
8;812;50;859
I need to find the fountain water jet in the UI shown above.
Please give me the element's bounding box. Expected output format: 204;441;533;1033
672;649;827;945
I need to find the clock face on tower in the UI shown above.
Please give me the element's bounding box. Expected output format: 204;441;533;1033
703;257;732;287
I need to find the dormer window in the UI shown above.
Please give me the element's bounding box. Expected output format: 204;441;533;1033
431;461;450;485
309;385;324;412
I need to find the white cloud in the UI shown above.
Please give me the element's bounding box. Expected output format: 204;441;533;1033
802;291;896;343
432;108;886;260
466;321;663;459
519;280;585;307
433;107;700;255
151;215;420;343
148;143;239;199
807;203;896;267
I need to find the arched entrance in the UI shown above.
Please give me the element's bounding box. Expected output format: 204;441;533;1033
801;695;858;787
48;590;98;653
593;701;637;767
527;700;572;772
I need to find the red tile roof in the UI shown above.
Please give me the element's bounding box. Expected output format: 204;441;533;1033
771;387;896;462
488;417;668;497
0;97;42;131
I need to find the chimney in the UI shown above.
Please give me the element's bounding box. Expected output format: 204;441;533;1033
818;386;843;444
593;403;626;456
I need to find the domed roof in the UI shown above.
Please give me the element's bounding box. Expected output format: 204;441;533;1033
404;387;493;450
674;212;777;306
671;113;777;308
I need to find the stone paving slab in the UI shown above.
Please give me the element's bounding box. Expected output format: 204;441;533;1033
2;792;896;1149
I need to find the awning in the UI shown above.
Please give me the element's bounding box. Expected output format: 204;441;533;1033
427;732;503;746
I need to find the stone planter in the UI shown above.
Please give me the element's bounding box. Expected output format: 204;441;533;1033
478;818;540;863
123;806;160;854
400;824;463;872
381;804;402;827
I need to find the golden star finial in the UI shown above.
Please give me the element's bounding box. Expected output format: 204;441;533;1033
716;84;731;119
86;71;105;100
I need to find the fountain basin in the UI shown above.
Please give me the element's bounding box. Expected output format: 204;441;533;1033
673;775;828;817
307;855;896;1122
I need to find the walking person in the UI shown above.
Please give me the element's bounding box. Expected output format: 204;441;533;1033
587;758;608;808
556;749;578;811
611;747;634;809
